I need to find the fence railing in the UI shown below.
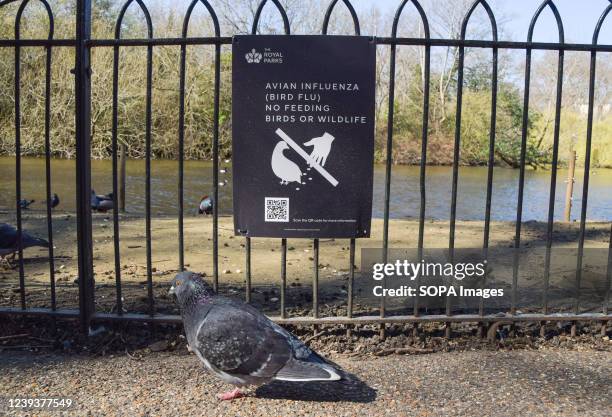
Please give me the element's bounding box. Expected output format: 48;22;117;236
1;0;611;337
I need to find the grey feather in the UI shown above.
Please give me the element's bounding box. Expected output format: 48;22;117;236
170;271;343;388
0;223;49;257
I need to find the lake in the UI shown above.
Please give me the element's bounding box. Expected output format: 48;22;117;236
0;157;610;221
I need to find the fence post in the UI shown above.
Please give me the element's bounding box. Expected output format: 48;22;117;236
74;0;95;333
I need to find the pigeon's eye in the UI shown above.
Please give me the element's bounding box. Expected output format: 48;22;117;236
175;281;181;286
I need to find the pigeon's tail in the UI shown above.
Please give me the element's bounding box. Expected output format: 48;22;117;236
274;359;341;382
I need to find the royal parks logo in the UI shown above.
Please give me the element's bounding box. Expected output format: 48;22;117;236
245;48;262;63
245;48;283;64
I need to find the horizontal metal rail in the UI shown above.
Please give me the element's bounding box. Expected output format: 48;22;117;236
86;36;233;47
1;307;610;326
0;39;76;47
375;38;612;52
2;38;609;52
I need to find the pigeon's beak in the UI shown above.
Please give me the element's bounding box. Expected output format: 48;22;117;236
168;285;175;296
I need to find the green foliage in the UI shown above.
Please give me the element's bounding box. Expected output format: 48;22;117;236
0;0;233;160
389;66;554;168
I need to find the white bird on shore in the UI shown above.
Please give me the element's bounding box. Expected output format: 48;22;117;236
271;141;303;186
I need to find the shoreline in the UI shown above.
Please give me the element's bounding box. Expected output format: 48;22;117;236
2;154;606;168
1;213;609;314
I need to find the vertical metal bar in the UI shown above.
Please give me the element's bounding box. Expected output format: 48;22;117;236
14;6;25;309
391;0;431;319
280;238;286;318
144;32;154;317
542;47;564;314
44;30;56;311
512;45;532;316
347;238;355;318
447;43;465;334
415;43;431;317
583;4;610;319
180;0;221;288
212;40;220;291
516;0;564;317
320;0;359;329
382;34;397;327
251;0;290;313
178;8;193;271
575;49;598;315
480;42;497;317
178;37;186;271
111;38;122;315
245;237;251;302
313;238;319;318
75;0;94;332
604;223;611;316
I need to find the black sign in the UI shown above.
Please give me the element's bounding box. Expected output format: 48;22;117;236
232;35;376;238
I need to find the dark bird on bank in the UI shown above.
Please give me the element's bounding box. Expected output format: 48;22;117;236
0;223;49;264
91;190;114;212
170;272;343;401
49;193;60;209
18;199;35;209
198;195;213;215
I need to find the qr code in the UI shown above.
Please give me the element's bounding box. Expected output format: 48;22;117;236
265;197;289;222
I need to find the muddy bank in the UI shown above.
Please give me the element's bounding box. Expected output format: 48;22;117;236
0;212;610;316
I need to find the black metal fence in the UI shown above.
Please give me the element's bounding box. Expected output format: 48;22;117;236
1;0;611;336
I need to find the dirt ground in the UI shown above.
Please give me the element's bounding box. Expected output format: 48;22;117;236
1;346;611;417
1;212;610;312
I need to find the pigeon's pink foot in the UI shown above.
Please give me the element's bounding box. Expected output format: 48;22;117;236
217;388;244;401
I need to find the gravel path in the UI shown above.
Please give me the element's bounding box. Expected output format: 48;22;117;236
1;348;610;416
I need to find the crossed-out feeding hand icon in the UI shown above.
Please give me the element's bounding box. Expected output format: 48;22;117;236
303;132;335;167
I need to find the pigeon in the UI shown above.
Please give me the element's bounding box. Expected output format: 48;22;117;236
49;193;60;209
18;199;34;209
91;190;114;212
170;272;342;400
198;195;213;215
0;223;49;264
271;141;303;186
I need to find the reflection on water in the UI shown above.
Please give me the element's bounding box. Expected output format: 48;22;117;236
0;157;611;221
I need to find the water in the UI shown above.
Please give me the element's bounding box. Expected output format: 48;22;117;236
0;157;611;221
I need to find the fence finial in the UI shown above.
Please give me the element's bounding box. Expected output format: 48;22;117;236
182;0;220;38
527;0;564;43
14;0;54;40
460;0;497;41
115;0;154;39
391;0;429;39
322;0;360;35
252;0;290;35
592;3;611;45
